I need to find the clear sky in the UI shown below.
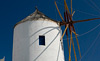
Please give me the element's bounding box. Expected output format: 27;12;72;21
0;0;100;61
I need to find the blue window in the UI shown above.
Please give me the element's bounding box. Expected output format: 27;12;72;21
39;36;45;45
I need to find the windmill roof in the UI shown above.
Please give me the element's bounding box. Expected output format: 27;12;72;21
14;9;58;28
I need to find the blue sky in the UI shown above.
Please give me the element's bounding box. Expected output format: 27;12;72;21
0;0;100;61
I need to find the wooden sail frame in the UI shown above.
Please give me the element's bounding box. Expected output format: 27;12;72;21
55;0;100;61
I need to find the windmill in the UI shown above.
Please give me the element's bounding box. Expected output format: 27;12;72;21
12;0;100;61
54;0;100;61
13;8;65;61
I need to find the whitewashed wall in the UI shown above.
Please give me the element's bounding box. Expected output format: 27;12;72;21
13;18;64;61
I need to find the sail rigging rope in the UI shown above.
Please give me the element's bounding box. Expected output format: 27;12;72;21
56;0;100;17
74;9;100;17
63;24;100;40
83;0;100;13
64;24;100;61
89;0;100;11
79;32;100;61
54;0;100;61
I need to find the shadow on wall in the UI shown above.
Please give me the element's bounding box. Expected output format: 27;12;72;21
15;25;61;61
33;30;60;61
29;26;60;46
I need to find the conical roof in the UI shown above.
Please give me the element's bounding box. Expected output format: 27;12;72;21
14;9;58;28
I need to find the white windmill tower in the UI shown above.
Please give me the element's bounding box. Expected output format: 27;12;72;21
12;9;65;61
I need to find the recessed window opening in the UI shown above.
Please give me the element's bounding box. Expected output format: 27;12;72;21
39;35;45;45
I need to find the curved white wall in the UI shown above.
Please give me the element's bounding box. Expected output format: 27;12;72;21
13;18;64;61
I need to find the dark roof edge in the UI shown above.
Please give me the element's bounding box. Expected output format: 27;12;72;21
14;9;59;28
